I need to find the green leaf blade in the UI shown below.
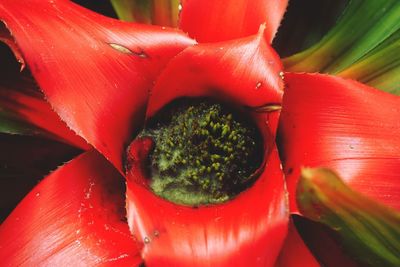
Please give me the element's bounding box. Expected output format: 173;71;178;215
283;0;400;94
110;0;179;26
297;168;400;267
337;31;400;94
110;0;151;23
0;109;42;136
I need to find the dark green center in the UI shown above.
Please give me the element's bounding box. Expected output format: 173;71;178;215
140;99;263;206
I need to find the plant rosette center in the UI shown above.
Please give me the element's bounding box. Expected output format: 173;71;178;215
130;98;265;206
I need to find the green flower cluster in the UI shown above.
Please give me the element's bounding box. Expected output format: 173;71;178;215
141;99;263;206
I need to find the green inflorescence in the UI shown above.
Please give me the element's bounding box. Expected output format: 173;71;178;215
140;99;263;206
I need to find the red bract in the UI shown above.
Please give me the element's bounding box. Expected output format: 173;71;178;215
0;0;194;172
0;72;88;149
125;35;287;263
126;140;286;266
278;73;400;213
0;0;399;266
0;150;142;266
180;0;288;43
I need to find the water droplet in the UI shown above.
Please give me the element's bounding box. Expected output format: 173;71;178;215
178;4;183;11
84;181;95;199
279;71;284;80
144;237;151;244
255;81;262;89
35;192;40;197
161;26;166;30
153;230;160;237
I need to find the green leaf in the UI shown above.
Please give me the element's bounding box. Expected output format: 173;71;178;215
0;109;44;136
110;0;180;26
337;29;400;94
283;0;400;94
273;0;347;58
297;168;400;267
110;0;151;23
152;0;180;27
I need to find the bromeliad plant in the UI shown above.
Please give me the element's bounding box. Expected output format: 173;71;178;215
0;0;399;266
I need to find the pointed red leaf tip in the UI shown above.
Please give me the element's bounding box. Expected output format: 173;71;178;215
278;73;400;213
125;137;288;266
0;0;195;172
0;22;24;71
179;0;288;43
274;220;320;267
0;150;143;267
147;27;284;134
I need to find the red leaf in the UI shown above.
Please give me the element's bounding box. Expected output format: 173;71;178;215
275;219;320;267
0;23;88;148
0;150;142;266
0;72;89;148
0;22;24;70
278;73;400;213
125;138;288;266
122;28;288;265
146;27;284;135
0;0;195;172
180;0;288;43
0;133;80;222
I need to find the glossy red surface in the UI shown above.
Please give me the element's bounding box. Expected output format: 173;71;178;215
0;150;143;266
180;0;288;43
279;73;400;213
147;27;284;131
125;138;288;266
0;0;194;172
275;220;320;267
